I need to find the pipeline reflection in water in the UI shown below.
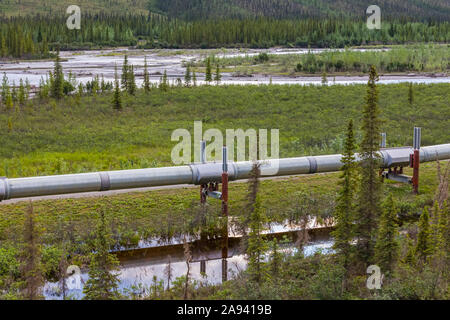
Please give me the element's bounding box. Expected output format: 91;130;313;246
44;233;333;300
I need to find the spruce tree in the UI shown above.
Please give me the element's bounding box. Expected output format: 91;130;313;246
321;72;328;85
355;65;382;266
83;210;121;300
246;163;268;285
415;207;433;264
77;83;84;97
121;55;129;90
374;195;400;276
332;119;357;274
160;70;168;92
18;79;25;105
1;73;9;105
51;49;64;99
431;201;448;260
11;81;17;103
214;65;221;85
269;239;282;278
91;76;99;96
25;79;31;100
127;65;137;95
112;65;122;111
143;56;151;93
184;65;191;87
192;71;197;87
0;34;7;57
205;57;212;83
402;235;416;266
5;90;13;110
101;75;106;93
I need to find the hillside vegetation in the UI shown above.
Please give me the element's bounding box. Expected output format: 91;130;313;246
150;0;450;21
0;0;150;16
3;0;448;21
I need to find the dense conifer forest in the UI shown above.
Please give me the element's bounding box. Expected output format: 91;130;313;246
0;0;449;58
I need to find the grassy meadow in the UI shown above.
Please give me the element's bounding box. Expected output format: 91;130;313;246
1;83;449;178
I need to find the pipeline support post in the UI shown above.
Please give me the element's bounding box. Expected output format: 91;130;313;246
412;127;421;194
221;146;229;282
199;141;207;274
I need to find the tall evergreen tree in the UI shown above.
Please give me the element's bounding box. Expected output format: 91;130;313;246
5;90;13;110
321;72;328;85
246;163;268;285
431;201;448;259
184;65;191;87
127;65;137;95
112;65;122;111
374;195;400;276
192;71;197;87
25;79;31;100
83;210;121;300
51;49;64;99
0;34;6;57
402;235;416;266
1;73;9;105
269;239;282;278
205;57;212;83
214;65;221;85
18;79;26;105
332;119;357;275
121;55;129;90
415;207;433;264
77;83;84;97
143;56;151;93
11;81;17;103
355;65;382;266
160;70;169;92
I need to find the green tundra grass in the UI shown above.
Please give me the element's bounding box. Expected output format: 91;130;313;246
1;83;449;178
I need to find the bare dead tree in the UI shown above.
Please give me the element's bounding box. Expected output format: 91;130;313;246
164;255;173;291
21;202;44;300
58;249;69;300
183;241;192;300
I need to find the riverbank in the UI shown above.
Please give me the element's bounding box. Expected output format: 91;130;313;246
191;45;449;77
1;47;449;88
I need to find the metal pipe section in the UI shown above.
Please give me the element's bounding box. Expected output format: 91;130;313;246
1;143;450;201
380;133;387;148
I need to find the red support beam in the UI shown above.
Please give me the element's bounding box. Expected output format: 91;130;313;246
412;149;420;194
221;171;229;282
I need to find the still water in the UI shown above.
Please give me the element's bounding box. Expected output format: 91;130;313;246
44;228;333;300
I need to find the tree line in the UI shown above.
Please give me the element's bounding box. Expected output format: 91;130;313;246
1;13;449;58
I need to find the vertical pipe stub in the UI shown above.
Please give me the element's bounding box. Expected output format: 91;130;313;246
222;146;228;173
200;140;206;163
380;133;386;148
412;127;421;194
413;127;421;150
